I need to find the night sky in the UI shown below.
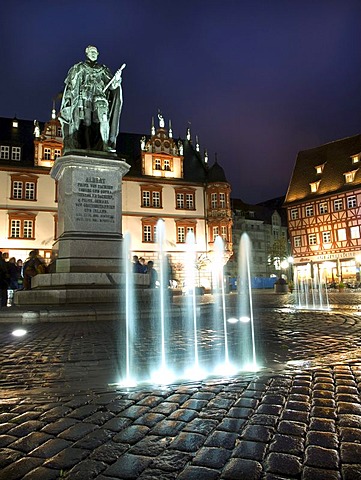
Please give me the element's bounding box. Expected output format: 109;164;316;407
2;0;361;204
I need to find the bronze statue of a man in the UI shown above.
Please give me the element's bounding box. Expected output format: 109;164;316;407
60;45;125;154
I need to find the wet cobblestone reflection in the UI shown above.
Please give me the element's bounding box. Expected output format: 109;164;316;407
1;291;361;478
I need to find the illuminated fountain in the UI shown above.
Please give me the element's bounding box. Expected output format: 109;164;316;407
118;224;258;386
294;262;330;310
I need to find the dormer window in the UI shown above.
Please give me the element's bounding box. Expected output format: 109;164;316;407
310;181;321;193
12;119;18;128
344;169;358;184
351;154;360;164
315;163;325;174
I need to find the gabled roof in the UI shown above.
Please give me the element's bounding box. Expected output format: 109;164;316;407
285;133;361;205
231;195;287;226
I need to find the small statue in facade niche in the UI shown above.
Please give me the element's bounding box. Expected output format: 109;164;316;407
59;45;125;154
33;120;40;138
158;111;165;128
178;140;183;156
140;136;146;151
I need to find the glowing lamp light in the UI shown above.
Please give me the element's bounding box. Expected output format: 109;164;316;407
227;317;239;324
12;329;27;337
239;316;251;323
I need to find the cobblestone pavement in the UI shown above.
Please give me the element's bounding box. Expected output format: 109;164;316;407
1;292;361;479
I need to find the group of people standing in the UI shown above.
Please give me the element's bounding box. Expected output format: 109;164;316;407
133;255;158;288
0;250;47;307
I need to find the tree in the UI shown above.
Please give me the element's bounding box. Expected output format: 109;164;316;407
268;237;289;273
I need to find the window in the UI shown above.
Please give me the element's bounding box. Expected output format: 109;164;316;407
54;149;61;160
310;181;320;193
8;213;36;239
305;205;314;217
213;226;219;240
176;221;196;243
164;159;170;171
0;146;10;159
176;193;184;209
219;193;226;208
352;154;360;164
141;185;162;208
344;170;358;183
44;148;51;160
155;158;161;170
10;175;38;201
334;199;343;211
322;231;331;243
142;218;157;243
308;233;317;245
338;229;347;241
153;157;172;172
351;226;360;239
347;195;357;208
186;193;194;209
211;193;217;209
175;188;195;210
11;147;21;161
319;202;328;214
294;236;301;247
152;191;160;208
290;208;298;220
315;164;325;174
221;225;227;240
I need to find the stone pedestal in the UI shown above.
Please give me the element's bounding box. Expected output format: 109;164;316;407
14;154;133;306
53;154;130;273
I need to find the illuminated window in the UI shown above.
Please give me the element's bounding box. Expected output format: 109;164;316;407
0;146;10;159
308;233;317;245
219;193;226;208
344;170;358;183
310;181;320;193
176;221;196;243
11;147;21;161
54;149;61;159
12;119;18;128
9;213;36;239
141;185;162;208
10;175;38;201
164;159;170;171
294;236;301;247
351;226;360;239
347;195;357;208
175;188;195;210
338;229;347;241
211;193;217;209
44;148;51;160
142;218;157;243
351;154;360;164
322;231;331;243
57;127;62;137
186;193;194;209
155;158;161;170
305;205;314;217
290;208;298;220
213;226;219;240
319;202;328;214
334;199;343;211
221;225;227;240
315;164;325;174
176;193;184;209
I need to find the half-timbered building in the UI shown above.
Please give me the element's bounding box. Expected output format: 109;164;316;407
284;134;361;283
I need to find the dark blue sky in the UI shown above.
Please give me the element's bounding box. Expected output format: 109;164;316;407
2;0;361;203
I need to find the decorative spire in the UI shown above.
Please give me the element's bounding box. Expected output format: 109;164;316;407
140;135;146;151
51;100;56;120
151;116;155;136
168;119;173;138
195;135;200;152
186;125;191;141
